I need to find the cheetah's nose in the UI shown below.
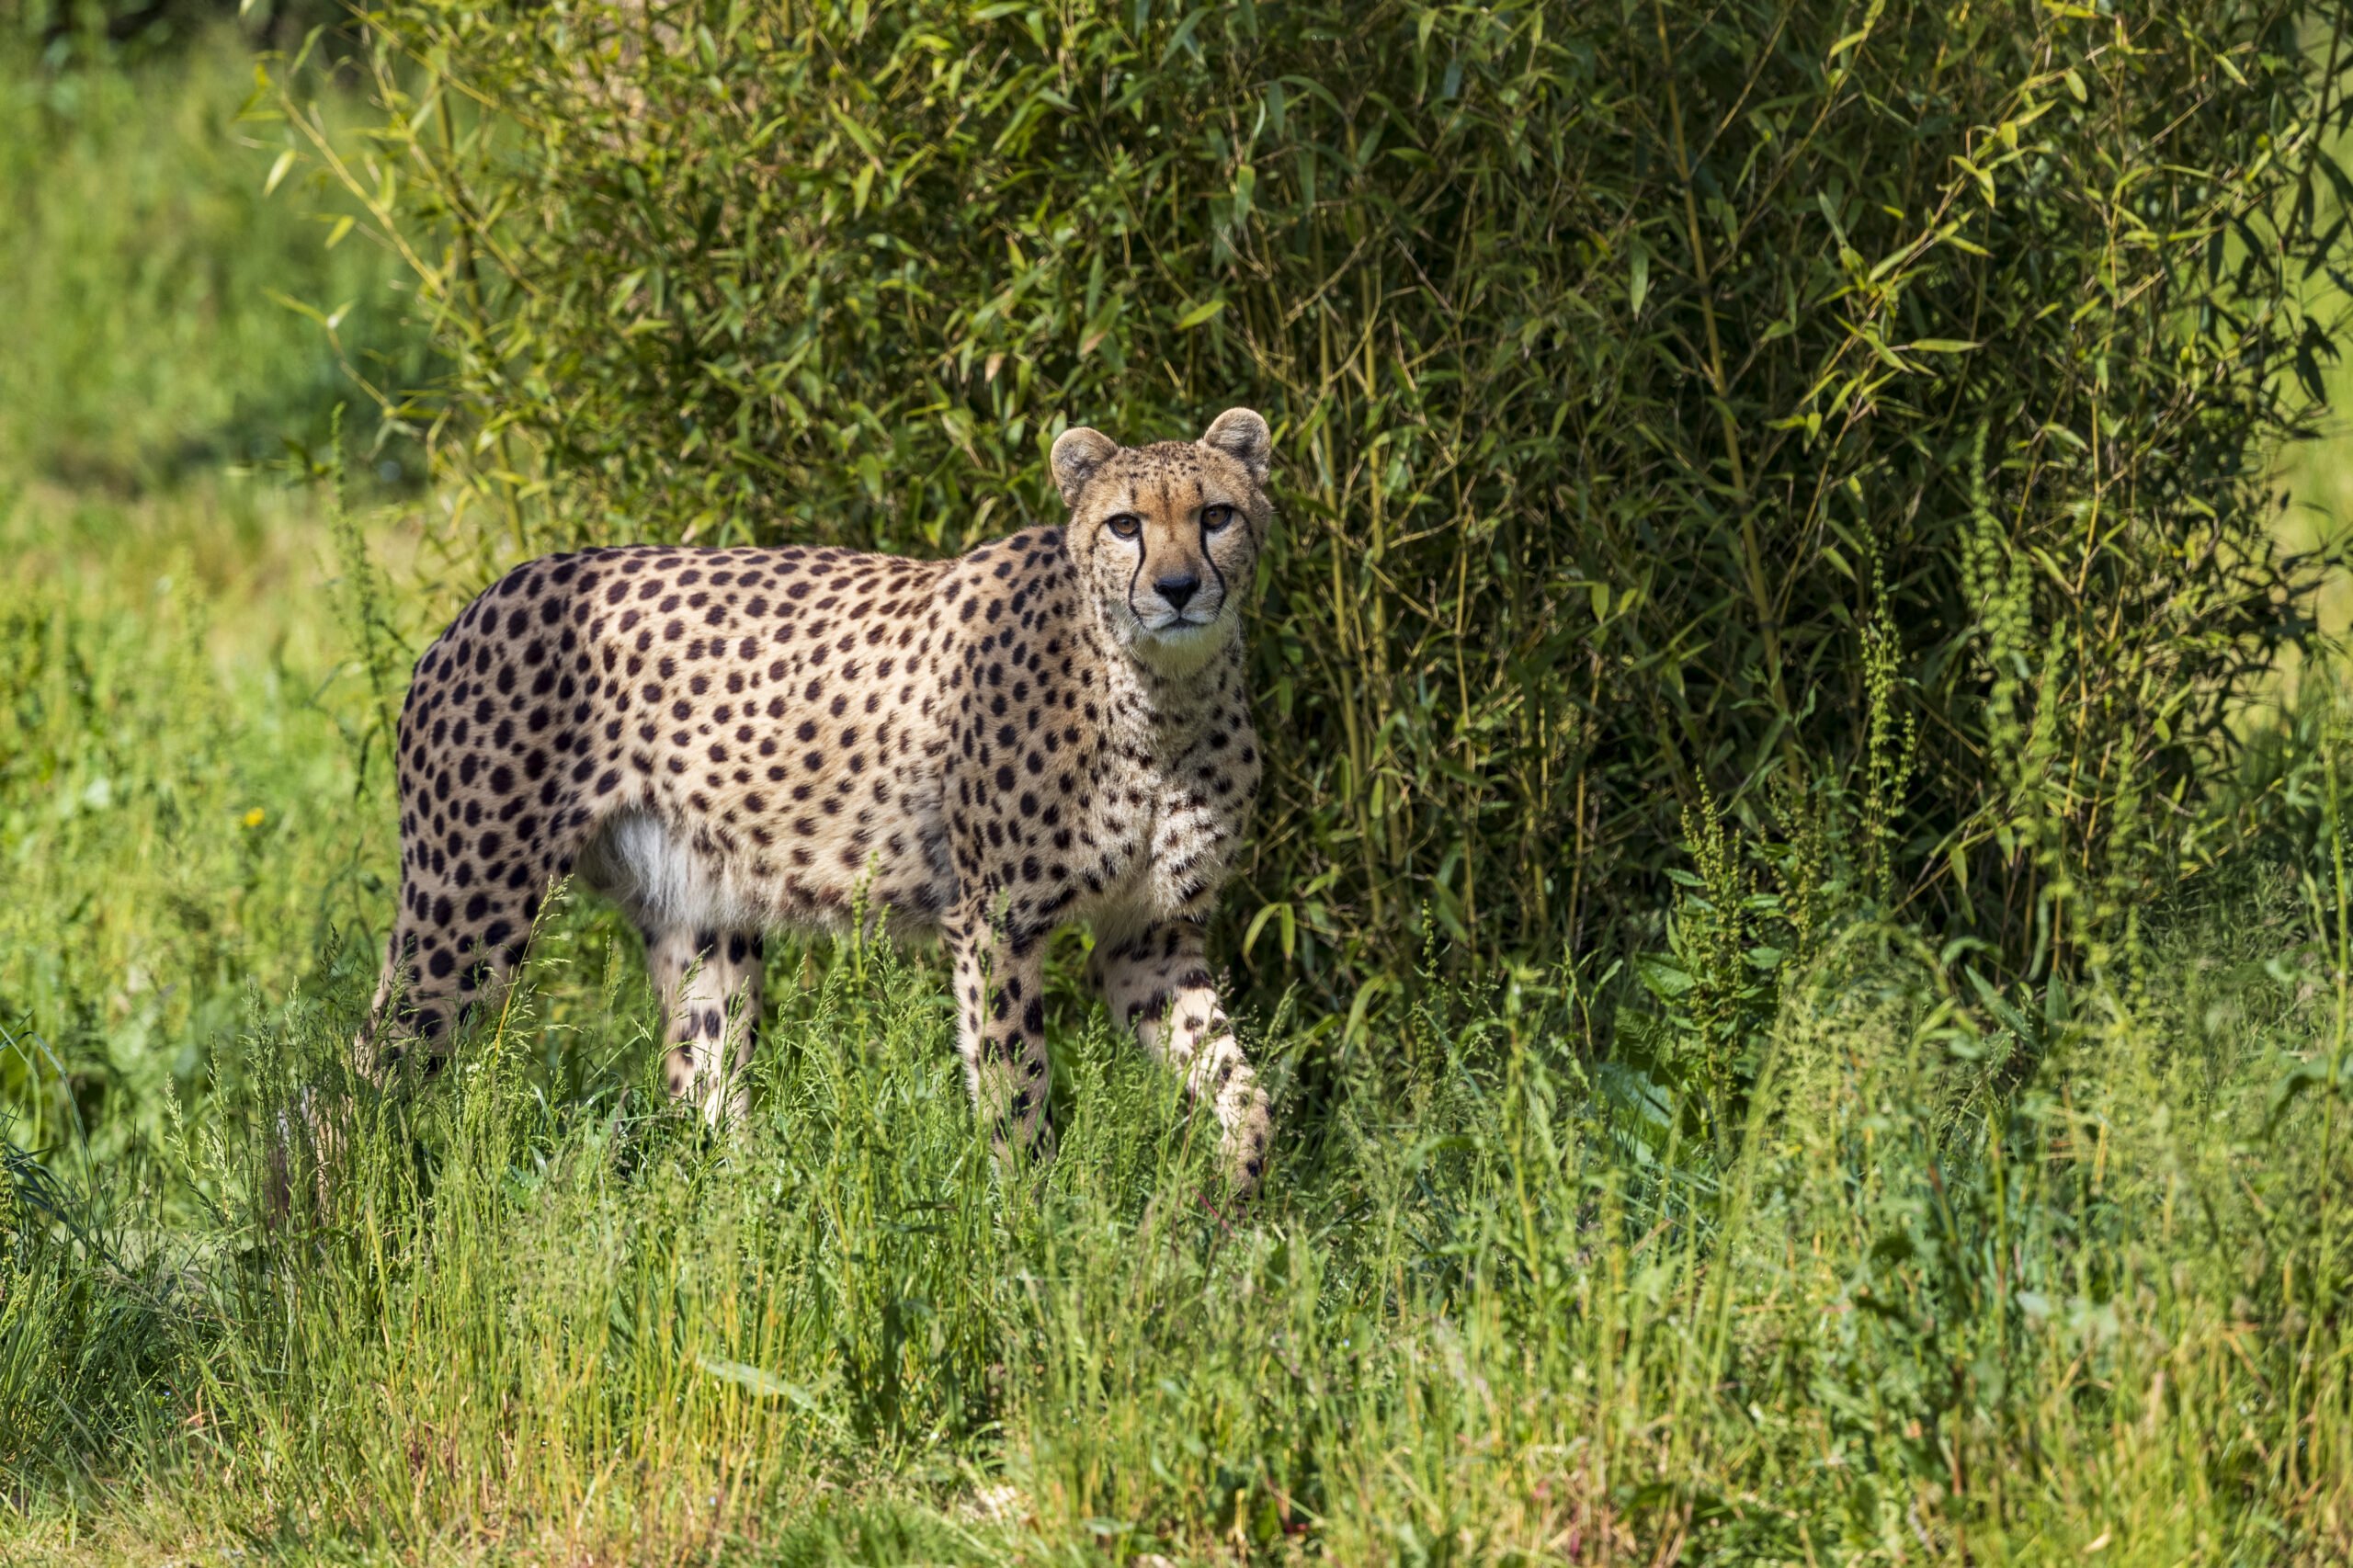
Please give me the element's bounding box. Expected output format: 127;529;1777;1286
1155;573;1199;614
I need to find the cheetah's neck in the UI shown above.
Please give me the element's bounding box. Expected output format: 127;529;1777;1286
1097;619;1243;744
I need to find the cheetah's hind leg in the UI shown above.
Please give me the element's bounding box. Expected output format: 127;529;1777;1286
307;873;546;1225
642;926;765;1126
579;807;767;1126
362;786;602;1083
360;842;566;1077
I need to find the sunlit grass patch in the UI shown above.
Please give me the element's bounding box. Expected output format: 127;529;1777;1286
0;482;378;1176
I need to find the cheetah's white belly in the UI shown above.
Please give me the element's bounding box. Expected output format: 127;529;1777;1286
578;791;956;940
578;809;769;934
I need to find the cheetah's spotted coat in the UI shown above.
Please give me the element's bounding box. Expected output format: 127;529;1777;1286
365;410;1277;1188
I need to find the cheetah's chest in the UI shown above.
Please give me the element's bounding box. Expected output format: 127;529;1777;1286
1062;722;1256;928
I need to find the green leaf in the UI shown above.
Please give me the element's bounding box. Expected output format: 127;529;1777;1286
1636;956;1694;999
694;1356;843;1432
1242;901;1297;962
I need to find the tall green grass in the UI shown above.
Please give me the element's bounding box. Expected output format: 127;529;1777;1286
0;480;381;1183
6;605;2350;1560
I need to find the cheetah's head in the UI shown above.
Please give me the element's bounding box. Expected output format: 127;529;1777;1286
1051;407;1272;673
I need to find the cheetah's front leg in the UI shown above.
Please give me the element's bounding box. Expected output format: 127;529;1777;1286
947;901;1056;1173
646;926;763;1125
1089;920;1271;1195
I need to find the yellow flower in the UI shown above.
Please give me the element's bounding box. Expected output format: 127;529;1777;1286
243;807;267;828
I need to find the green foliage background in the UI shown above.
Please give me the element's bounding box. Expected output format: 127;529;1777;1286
0;26;425;490
7;8;2353;1562
316;0;2353;994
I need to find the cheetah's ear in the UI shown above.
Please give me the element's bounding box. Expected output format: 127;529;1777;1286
1199;407;1271;485
1051;426;1120;506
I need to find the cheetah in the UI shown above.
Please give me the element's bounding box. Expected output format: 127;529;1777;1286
363;409;1277;1190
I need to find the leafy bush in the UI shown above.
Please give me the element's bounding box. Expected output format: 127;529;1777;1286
295;0;2351;994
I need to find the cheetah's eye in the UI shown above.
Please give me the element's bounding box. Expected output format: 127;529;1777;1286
1201;504;1235;532
1105;514;1142;540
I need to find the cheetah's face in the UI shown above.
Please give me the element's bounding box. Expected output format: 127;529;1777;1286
1051;408;1272;672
